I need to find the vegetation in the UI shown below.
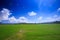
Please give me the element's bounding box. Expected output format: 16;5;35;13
0;24;60;40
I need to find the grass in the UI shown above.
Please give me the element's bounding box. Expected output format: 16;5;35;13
0;24;60;40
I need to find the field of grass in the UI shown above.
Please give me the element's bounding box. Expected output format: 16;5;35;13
0;24;60;40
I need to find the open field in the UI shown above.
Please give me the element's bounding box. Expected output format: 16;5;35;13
0;24;60;40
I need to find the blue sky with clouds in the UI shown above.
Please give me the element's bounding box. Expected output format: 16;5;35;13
0;0;60;23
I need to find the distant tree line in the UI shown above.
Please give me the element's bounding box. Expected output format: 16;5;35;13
0;21;60;24
41;21;60;24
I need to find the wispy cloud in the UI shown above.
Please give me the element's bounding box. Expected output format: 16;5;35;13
38;16;43;20
57;8;60;11
38;0;56;8
53;15;58;18
37;14;60;23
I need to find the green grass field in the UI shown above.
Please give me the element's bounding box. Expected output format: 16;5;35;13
0;24;60;40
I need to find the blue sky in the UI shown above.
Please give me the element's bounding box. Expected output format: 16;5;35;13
0;0;60;23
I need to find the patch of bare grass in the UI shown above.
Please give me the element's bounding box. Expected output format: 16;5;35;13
5;29;26;40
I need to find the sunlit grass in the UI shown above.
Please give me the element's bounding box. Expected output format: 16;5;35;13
0;24;60;40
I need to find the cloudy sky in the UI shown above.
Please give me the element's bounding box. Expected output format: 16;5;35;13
0;0;60;23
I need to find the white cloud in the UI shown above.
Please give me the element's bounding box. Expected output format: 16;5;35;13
56;16;60;21
38;17;55;23
0;8;29;23
9;16;17;23
18;16;28;23
37;16;44;23
53;15;58;18
46;17;56;22
57;8;60;11
9;16;28;23
37;15;60;23
28;11;37;16
45;16;60;22
0;8;60;23
38;16;43;20
0;8;11;21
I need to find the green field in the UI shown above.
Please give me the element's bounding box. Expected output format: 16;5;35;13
0;24;60;40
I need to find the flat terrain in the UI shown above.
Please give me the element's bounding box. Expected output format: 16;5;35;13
0;24;60;40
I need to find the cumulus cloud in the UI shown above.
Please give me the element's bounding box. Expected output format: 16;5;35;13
28;11;37;16
18;16;28;23
0;8;60;23
9;16;17;23
0;8;29;23
0;8;11;21
9;16;28;23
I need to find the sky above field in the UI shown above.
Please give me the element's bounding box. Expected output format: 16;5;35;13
0;0;60;23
